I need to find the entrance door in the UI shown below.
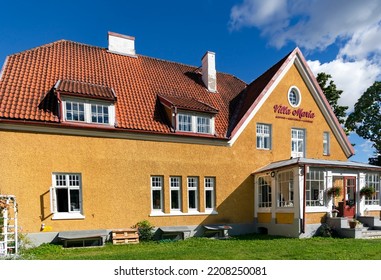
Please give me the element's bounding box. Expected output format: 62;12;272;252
343;177;356;218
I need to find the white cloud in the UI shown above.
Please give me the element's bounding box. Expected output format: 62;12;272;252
229;0;381;111
229;0;381;52
229;0;288;32
307;58;381;112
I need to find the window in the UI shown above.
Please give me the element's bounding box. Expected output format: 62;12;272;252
177;112;214;134
66;101;85;122
151;176;163;211
258;175;271;208
291;128;305;158
63;98;115;126
306;169;325;206
178;113;192;132
277;171;294;207
50;173;83;219
197;116;211;134
288;86;301;107
91;104;109;124
187;177;199;211
170;177;181;211
205;177;215;210
323;132;330;155
365;173;380;206
256;124;271;150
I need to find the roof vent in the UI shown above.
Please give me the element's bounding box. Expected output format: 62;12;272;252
108;31;136;57
202;51;217;93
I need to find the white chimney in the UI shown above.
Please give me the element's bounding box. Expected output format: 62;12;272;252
108;31;136;57
202;51;217;93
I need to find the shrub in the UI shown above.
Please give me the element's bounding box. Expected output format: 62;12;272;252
135;220;154;241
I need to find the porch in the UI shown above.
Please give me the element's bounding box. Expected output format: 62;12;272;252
327;216;381;239
253;158;381;238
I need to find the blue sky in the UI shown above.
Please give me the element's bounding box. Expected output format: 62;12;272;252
1;0;380;163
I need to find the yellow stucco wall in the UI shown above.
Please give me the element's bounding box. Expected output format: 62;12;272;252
276;213;294;224
305;213;326;224
257;213;272;224
0;64;349;233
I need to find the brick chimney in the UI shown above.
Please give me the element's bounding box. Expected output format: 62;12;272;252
202;51;217;93
108;31;136;57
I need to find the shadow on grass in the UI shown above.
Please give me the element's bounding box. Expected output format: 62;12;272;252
229;233;292;241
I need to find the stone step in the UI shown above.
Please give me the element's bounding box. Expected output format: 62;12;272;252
362;230;381;239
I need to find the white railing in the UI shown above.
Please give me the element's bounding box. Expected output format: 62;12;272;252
0;195;18;257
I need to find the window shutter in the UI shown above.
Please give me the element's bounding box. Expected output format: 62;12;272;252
50;186;57;213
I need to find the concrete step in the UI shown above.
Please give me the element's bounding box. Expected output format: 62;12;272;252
362;229;381;239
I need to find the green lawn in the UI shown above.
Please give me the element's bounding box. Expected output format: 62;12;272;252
20;234;381;260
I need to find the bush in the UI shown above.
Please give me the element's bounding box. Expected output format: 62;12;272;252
135;220;154;241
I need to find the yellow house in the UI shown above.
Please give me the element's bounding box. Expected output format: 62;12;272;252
1;32;380;246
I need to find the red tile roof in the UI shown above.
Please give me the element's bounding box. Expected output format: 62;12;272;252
55;79;116;101
158;94;218;114
0;40;247;138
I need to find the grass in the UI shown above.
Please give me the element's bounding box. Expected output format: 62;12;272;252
20;234;381;260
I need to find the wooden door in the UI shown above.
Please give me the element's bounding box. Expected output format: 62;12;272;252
343;177;356;218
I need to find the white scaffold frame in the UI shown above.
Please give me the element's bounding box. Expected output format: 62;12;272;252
0;195;18;257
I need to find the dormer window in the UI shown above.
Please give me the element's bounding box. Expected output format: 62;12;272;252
63;98;115;126
54;80;116;127
157;94;218;136
177;111;213;134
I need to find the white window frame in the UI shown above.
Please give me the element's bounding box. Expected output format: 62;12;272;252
291;128;305;158
176;111;215;135
151;176;164;212
365;173;380;206
323;132;330;156
170;176;182;212
50;173;84;220
288;86;301;107
306;169;325;207
258;175;272;208
256;123;271;150
62;97;115;126
277;170;294;208
204;177;216;211
187;177;199;212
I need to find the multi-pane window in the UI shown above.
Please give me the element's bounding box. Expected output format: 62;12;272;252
365;173;380;205
170;177;181;211
306;169;325;206
177;112;214;134
258;175;271;208
256;124;271;150
151;176;163;211
91;104;109;124
277;171;294;207
323;132;330;155
197;116;211;134
291;128;305;158
178;113;192;132
288;87;301;107
64;99;114;126
188;177;199;211
65;101;85;122
51;173;82;214
205;177;215;210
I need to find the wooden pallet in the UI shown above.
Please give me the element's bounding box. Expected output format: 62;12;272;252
112;228;139;245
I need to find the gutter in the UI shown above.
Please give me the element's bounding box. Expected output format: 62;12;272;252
301;163;307;234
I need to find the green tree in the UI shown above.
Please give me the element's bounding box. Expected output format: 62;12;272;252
316;72;348;129
346;81;381;166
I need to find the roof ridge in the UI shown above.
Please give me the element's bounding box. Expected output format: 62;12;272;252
8;39;105;57
139;54;248;83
